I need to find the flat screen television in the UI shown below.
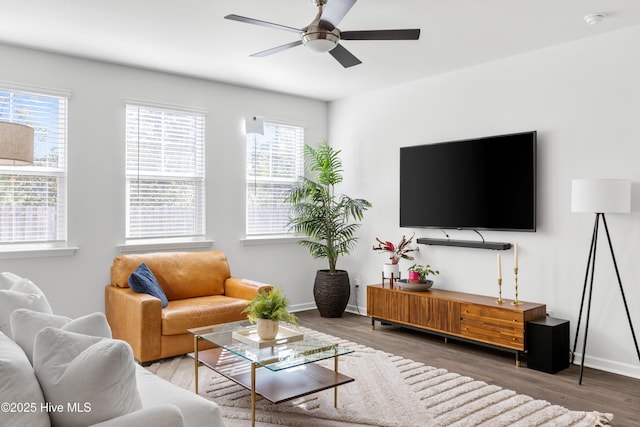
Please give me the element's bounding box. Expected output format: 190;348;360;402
400;131;536;231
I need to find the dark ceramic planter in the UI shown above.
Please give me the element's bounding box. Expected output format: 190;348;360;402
313;270;350;318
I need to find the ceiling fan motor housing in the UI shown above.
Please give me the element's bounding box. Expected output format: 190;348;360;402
302;0;339;53
302;25;340;52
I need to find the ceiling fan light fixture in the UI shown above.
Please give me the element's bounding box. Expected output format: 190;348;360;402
302;29;339;53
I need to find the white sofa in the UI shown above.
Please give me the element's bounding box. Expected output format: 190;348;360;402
0;272;224;427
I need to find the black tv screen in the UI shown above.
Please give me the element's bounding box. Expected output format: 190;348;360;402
400;131;536;231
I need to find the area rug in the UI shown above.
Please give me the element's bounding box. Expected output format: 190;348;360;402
146;328;613;427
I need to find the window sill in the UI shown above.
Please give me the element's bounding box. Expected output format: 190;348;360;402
0;244;79;259
240;235;302;245
117;238;214;253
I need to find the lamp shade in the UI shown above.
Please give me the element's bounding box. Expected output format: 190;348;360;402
0;122;34;166
571;178;631;213
245;116;264;135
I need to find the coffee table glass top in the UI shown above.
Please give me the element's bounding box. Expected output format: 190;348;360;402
188;320;353;372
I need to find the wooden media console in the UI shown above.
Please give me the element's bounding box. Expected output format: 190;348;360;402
367;284;546;366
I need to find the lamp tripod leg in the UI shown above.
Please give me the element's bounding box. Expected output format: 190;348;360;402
572;214;599;365
579;215;599;385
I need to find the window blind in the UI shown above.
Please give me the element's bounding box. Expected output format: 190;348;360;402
0;88;68;244
126;104;205;239
246;122;304;236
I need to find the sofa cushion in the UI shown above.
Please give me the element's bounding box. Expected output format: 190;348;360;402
161;295;249;336
0;272;53;337
33;327;143;427
110;251;230;299
135;365;224;427
0;331;51;427
128;263;168;308
90;404;185;427
10;309;112;364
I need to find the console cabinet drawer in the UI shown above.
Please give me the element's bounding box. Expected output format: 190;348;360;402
460;319;524;350
460;303;526;350
460;303;524;327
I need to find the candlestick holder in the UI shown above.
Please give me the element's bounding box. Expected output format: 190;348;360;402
511;267;522;306
496;278;503;304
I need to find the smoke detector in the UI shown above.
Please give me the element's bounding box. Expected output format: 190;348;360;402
584;13;605;25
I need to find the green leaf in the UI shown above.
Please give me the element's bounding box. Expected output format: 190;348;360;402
243;287;298;325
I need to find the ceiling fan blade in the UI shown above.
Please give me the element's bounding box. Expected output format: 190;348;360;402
224;14;302;34
329;43;362;68
320;0;358;30
250;40;303;57
341;29;421;40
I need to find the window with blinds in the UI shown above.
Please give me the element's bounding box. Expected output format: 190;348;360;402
125;104;205;240
0;87;68;244
246;121;304;236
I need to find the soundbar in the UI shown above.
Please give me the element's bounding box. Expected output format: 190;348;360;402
416;238;511;250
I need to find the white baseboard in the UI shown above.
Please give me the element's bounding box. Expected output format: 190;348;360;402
345;304;367;315
571;352;640;379
290;302;317;312
291;302;367;315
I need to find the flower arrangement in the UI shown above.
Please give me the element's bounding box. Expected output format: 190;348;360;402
373;233;416;265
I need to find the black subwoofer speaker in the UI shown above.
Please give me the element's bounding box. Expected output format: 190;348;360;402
526;316;570;374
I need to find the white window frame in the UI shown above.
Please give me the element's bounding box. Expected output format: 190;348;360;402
0;84;70;256
245;119;305;239
124;102;206;246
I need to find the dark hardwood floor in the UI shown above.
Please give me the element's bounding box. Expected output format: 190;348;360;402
296;310;640;426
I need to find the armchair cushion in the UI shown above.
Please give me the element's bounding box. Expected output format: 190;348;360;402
128;263;168;308
111;251;230;299
161;295;249;335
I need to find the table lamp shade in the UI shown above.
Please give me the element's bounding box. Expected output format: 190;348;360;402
571;179;631;213
0;122;34;166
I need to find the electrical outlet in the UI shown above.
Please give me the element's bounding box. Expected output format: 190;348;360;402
354;278;360;288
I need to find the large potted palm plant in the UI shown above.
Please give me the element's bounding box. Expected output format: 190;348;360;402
286;141;371;317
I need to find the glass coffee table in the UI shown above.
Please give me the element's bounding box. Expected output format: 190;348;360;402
188;320;355;427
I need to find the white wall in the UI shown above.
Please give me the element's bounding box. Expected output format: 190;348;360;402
329;25;640;378
0;43;327;316
3;25;640;379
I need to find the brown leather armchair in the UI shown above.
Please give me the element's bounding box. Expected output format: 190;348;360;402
105;250;268;363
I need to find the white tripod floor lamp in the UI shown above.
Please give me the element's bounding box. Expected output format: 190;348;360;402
570;178;640;384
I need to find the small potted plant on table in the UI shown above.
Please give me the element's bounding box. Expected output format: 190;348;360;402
243;287;298;340
408;264;439;283
402;264;439;291
373;233;416;280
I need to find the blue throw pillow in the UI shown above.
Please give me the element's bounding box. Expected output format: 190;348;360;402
128;263;168;308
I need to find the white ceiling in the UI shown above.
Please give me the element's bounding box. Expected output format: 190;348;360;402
1;0;639;101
